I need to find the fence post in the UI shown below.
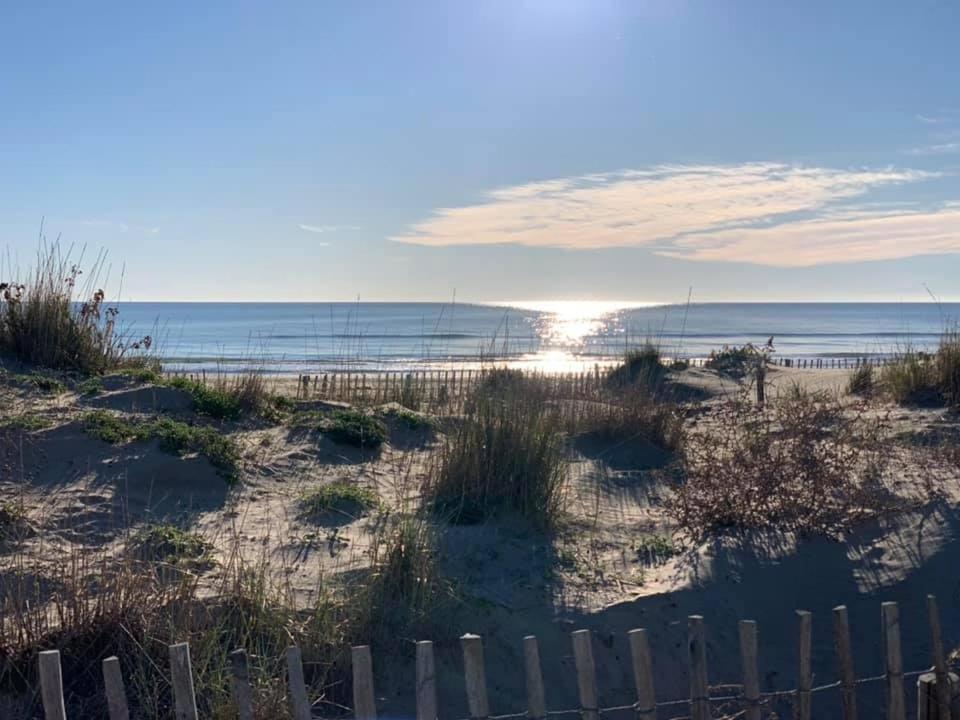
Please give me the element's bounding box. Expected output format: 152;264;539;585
352;645;377;720
571;630;598;720
919;672;960;720
416;641;438;720
169;642;199;720
523;636;547;720
796;610;812;720
738;621;761;720
38;650;67;720
688;616;709;720
928;595;952;720
230;648;255;720
461;634;490;720
102;656;131;720
628;629;657;720
883;602;907;720
286;645;312;720
833;605;858;720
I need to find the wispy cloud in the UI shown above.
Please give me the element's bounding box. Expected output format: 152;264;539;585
906;141;960;156
917;113;947;125
298;223;360;234
392;163;940;265
664;203;960;266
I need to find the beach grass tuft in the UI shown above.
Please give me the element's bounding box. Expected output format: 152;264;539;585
0;243;155;375
426;371;566;529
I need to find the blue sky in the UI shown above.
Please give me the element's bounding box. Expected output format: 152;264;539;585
1;0;959;302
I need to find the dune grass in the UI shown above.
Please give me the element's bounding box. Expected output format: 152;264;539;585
0;508;445;718
606;344;666;390
426;371;567;529
0;243;154;375
881;331;960;406
846;363;874;396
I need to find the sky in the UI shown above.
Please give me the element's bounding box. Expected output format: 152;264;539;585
1;0;960;303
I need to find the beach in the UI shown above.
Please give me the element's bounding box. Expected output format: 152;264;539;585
3;344;959;718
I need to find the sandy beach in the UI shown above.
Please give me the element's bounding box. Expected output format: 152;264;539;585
2;354;958;718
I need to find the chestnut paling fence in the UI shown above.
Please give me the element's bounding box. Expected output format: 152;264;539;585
169;355;894;410
31;596;960;720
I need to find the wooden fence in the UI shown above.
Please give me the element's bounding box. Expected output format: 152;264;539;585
30;596;960;720
277;356;894;407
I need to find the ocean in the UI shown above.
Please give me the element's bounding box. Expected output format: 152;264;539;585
112;301;960;374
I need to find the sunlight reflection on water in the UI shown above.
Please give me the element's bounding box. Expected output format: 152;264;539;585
497;300;662;371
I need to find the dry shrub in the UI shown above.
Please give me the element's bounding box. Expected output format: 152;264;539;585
669;393;893;537
0;243;153;375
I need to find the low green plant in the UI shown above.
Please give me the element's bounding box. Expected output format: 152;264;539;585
132;523;211;565
114;364;163;384
168;377;243;420
78;376;103;395
299;481;378;518
13;373;66;395
380;405;436;430
151;418;241;479
3;413;53;431
321;409;387;448
82;411;240;480
633;533;677;565
83;410;139;444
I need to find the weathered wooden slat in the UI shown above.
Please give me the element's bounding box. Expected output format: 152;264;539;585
738;621;761;720
352;645;377;720
38;650;67;720
286;645;312;720
796;610;812;720
230;648;255;720
169;642;199;720
102;656;130;720
628;629;656;720
523;636;547;720
928;595;952;720
833;605;858;720
688;616;709;720
571;630;598;720
461;633;490;720
416;641;438;720
883;602;906;720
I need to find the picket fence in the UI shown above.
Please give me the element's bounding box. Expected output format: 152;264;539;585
30;596;960;720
